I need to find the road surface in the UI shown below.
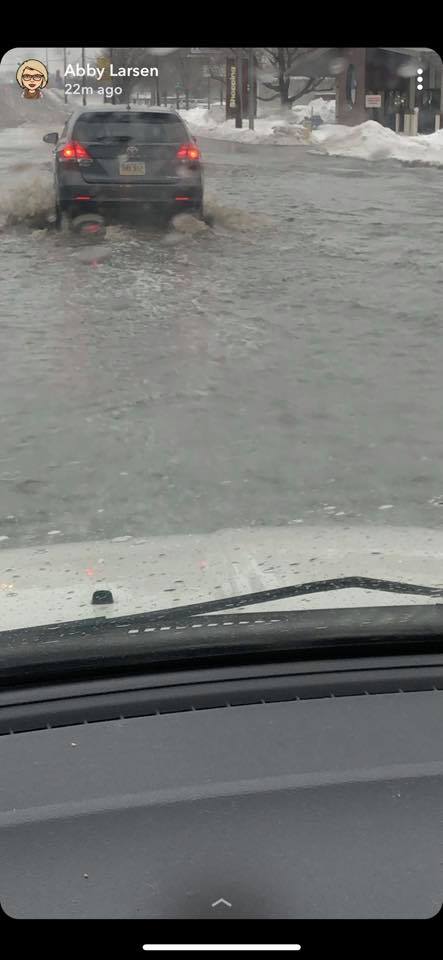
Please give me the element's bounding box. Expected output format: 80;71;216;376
1;135;443;547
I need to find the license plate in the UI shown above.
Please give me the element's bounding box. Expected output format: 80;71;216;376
119;161;146;176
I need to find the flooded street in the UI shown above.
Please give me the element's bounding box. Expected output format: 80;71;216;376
1;136;443;547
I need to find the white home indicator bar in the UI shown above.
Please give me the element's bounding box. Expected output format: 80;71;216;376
143;947;301;952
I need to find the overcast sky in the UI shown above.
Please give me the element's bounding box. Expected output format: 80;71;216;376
0;48;102;74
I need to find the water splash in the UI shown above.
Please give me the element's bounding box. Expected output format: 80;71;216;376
204;197;273;232
0;174;54;229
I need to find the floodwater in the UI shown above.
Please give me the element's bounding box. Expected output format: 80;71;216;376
1;134;443;547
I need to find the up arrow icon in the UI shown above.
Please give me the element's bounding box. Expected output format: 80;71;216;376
211;898;232;908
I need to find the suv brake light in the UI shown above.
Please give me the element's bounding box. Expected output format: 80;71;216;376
176;143;201;161
59;141;92;160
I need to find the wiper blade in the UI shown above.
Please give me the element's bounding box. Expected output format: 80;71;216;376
2;603;443;688
2;577;443;641
104;574;443;624
159;575;443;619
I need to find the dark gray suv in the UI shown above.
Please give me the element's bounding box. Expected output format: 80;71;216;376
43;105;204;230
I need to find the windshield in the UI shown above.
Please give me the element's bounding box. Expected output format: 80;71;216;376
1;45;443;636
73;111;187;142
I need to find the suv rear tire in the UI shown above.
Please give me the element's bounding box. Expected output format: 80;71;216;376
71;214;107;241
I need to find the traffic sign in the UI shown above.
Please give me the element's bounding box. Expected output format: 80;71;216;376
365;94;382;108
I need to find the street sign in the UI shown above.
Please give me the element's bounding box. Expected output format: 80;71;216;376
365;94;382;108
226;58;238;117
225;57;256;120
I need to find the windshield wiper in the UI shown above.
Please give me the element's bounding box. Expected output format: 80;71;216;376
143;575;443;622
94;574;443;627
2;599;443;688
2;579;443;685
2;576;443;641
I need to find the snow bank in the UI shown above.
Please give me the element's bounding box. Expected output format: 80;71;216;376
182;105;443;163
180;106;306;144
0;124;52;151
180;98;335;143
0;124;55;179
291;97;336;125
181;105;225;129
312;120;443;166
0;81;68;129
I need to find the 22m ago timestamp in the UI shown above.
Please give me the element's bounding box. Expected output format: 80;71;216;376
64;84;123;98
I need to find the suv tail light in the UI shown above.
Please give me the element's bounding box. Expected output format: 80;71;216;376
176;143;201;161
59;141;92;161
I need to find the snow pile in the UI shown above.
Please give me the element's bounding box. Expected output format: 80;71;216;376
180;106;306;144
180;99;335;143
0;123;52;153
423;128;443;147
312;120;443;166
291;97;336;125
0;124;55;181
0;80;68;129
181;105;225;128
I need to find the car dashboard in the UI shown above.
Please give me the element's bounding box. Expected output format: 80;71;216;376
1;651;442;920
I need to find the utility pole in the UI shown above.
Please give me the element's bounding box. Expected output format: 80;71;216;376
63;48;67;104
110;49;115;104
236;49;243;128
153;56;160;105
248;47;255;130
81;47;86;105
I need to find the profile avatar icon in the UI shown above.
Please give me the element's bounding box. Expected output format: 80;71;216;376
16;59;48;99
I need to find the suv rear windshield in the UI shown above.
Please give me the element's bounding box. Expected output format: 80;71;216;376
72;112;187;143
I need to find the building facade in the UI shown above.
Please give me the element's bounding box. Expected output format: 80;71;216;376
336;48;443;133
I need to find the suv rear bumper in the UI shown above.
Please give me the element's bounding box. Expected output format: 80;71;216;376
57;182;203;218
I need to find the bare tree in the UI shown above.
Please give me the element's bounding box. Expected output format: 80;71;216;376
173;49;209;108
205;48;229;88
203;47;328;110
100;47;206;108
100;48;152;102
205;48;256;108
257;48;327;107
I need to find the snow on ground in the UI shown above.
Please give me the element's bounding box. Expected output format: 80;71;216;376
180;106;307;145
312;120;443;167
0;81;68;129
2;84;442;171
182;106;443;165
180;98;336;144
291;97;336;125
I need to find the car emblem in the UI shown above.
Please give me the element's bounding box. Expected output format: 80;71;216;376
126;145;139;157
